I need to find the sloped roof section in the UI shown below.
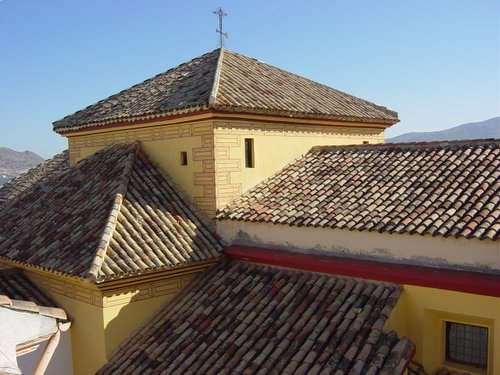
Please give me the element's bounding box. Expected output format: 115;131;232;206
97;259;414;375
53;49;398;133
215;49;398;123
0;266;59;308
218;139;500;241
52;50;220;132
0;151;69;207
0;143;223;281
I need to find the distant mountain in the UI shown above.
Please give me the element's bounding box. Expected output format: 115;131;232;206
0;147;44;186
386;117;500;143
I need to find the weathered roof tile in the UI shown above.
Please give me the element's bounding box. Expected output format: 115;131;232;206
97;260;414;374
0;150;69;207
0;266;67;320
53;49;398;133
218;139;500;240
0;143;223;281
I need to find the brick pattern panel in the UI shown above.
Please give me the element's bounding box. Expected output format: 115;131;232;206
28;272;104;307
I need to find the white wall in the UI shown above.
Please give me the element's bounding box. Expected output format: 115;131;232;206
18;330;73;375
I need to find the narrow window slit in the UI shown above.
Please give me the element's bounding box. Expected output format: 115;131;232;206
245;138;254;168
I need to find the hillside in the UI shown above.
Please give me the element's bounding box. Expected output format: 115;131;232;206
0;147;44;186
387;117;500;143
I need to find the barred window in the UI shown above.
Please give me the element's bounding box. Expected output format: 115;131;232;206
446;322;488;369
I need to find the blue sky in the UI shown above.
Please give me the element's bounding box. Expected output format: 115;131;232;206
1;0;499;158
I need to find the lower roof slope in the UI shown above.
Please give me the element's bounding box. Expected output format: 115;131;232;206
218;139;500;241
0;143;223;282
98;259;414;375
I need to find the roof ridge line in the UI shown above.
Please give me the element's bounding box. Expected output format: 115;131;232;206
209;48;224;106
87;143;139;281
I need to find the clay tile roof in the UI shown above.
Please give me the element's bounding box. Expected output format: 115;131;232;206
217;139;500;241
0;143;223;282
0;150;69;207
0;266;67;320
97;259;414;375
53;49;398;133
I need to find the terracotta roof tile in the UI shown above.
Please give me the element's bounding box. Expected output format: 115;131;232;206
218;139;500;241
0;144;223;281
53;49;398;133
97;260;414;374
0;150;69;207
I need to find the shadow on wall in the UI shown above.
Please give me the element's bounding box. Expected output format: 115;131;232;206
102;283;183;360
18;330;74;375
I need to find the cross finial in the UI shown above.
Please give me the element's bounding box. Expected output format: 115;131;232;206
213;7;228;48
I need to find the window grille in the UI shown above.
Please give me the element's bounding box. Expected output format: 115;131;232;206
446;322;488;369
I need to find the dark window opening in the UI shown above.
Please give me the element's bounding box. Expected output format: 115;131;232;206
180;151;188;166
446;322;488;369
245;138;254;168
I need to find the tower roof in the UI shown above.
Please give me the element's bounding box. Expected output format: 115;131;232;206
53;49;398;133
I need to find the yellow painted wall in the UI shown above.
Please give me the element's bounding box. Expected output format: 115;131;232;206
26;271;107;375
25;262;217;374
67;119;216;216
101;271;198;357
213;120;384;208
386;285;500;375
48;293;107;375
102;292;176;356
65;113;387;217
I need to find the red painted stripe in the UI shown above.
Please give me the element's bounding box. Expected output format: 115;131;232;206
226;245;500;297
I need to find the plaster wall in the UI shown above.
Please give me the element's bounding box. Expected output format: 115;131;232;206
101;272;196;357
213;120;384;208
65;114;386;218
17;330;73;375
66;119;216;216
25;262;215;374
26;271;105;375
217;220;500;272
386;286;499;375
48;294;106;375
0;308;57;374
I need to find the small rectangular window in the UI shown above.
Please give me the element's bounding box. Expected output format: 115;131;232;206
244;138;254;168
180;151;188;166
446;322;488;369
